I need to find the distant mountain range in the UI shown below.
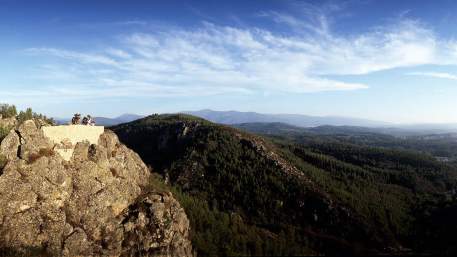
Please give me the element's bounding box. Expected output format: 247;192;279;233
94;114;145;126
183;109;392;127
184;109;457;134
55;109;457;134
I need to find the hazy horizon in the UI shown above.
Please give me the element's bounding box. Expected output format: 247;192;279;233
50;108;457;127
2;0;457;123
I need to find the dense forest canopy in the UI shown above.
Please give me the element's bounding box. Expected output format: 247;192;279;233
235;122;457;161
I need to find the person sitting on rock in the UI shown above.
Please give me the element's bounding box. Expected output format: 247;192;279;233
71;113;81;125
81;116;89;125
87;115;95;126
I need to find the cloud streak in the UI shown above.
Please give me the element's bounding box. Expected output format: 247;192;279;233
18;6;457;101
406;71;457;80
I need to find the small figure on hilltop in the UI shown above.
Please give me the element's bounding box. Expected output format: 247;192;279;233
88;115;95;126
81;115;96;126
71;113;81;125
82;116;89;125
70;113;95;126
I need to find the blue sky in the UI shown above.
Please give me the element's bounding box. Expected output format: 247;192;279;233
2;0;457;123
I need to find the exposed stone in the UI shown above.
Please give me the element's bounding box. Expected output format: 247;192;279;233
0;120;193;257
62;228;93;257
16;120;54;160
120;193;193;257
0;131;20;160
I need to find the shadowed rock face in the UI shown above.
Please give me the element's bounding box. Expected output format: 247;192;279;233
0;120;193;257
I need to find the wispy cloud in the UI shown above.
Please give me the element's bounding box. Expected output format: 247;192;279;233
258;1;335;37
26;48;118;66
105;48;132;59
18;4;457;101
406;71;457;80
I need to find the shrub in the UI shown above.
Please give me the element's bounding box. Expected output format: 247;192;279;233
0;104;17;118
146;173;171;193
0;104;55;125
0;126;9;142
17;108;33;124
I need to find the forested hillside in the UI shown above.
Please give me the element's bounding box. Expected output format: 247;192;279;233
112;115;457;256
235;122;457;161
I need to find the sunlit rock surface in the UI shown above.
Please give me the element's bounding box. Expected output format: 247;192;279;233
42;125;105;161
0;120;193;257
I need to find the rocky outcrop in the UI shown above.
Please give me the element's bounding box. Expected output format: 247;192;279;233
0;132;20;160
0;120;193;257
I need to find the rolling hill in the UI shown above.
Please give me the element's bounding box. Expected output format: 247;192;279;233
234;122;457;160
185;110;457;135
112;114;457;256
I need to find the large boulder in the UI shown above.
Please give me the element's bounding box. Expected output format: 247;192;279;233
17;120;55;160
0;121;193;257
0;132;19;160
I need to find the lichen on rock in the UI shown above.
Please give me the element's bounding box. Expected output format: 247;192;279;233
0;120;193;257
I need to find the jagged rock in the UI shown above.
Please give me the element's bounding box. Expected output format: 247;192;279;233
16;120;54;161
0;132;20;160
121;193;193;257
0;121;193;256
